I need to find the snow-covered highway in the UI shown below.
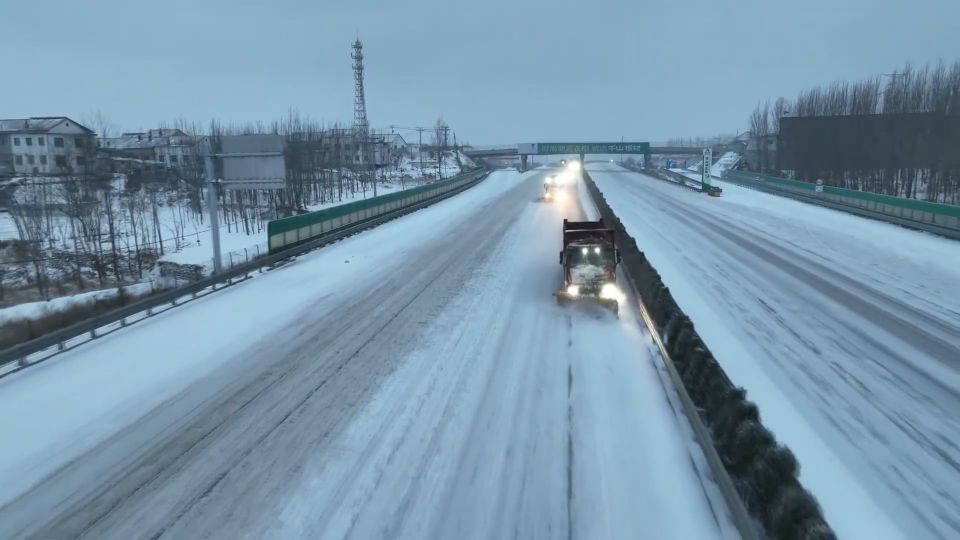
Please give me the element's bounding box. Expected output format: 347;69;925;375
587;162;960;540
0;169;732;540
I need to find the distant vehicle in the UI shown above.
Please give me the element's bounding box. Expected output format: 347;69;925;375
555;218;622;315
544;174;567;201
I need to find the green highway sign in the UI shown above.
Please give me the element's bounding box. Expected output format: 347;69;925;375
534;142;651;155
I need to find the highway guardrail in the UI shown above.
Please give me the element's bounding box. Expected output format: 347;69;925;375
0;168;491;378
724;171;960;240
620;164;719;194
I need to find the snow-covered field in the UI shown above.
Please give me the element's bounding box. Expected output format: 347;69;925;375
588;162;960;540
0;177;431;271
0;154;475;317
155;179;417;269
392;151;473;183
0;168;731;539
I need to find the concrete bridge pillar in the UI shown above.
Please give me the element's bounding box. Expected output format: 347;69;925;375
579;153;585;165
643;151;652;170
520;154;528;172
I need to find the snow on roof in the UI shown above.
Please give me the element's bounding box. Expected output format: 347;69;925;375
383;133;407;145
0;117;94;134
103;131;200;150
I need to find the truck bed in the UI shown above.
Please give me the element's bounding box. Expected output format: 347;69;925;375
563;218;615;246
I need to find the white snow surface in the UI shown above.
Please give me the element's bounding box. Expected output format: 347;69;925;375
587;162;960;540
569;264;606;285
680;151;740;178
0;282;158;324
0;167;729;539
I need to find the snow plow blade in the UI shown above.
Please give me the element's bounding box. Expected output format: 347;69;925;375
556;291;619;315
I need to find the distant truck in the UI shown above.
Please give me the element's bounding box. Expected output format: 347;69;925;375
556;218;622;315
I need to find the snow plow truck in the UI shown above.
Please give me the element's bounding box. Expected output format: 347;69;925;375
556;218;623;315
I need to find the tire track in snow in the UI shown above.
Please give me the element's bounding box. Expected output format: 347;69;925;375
567;361;575;540
563;312;576;540
6;170;729;539
598;169;957;538
658;201;960;538
0;174;535;540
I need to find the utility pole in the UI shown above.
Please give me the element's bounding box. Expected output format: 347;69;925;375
369;133;381;197
878;72;905;114
437;126;450;180
418;127;425;174
203;154;223;274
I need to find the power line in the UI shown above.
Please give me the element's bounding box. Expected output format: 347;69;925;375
389;125;428;172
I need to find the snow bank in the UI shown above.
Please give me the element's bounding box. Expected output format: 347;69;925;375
0;282;158;324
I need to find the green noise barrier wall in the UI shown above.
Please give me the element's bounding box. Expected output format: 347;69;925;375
267;167;486;255
726;171;960;233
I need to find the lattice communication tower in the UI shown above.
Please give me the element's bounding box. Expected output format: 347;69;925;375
351;39;369;138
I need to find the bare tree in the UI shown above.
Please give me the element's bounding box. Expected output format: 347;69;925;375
751;59;960;202
749;102;765;171
772;97;788;134
83;110;118;140
8;188;50;296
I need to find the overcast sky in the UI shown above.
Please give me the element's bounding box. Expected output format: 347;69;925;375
4;0;957;144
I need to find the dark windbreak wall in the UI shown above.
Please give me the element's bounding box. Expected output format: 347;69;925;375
778;113;960;170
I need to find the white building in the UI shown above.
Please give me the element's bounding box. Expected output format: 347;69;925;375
309;128;404;168
95;128;403;174
382;133;408;154
0;117;97;175
101;128;202;170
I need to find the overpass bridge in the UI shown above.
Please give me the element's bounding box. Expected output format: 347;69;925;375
462;142;719;171
464;144;712;158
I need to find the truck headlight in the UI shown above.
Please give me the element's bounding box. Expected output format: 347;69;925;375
557;191;567;200
600;283;622;301
567;284;579;296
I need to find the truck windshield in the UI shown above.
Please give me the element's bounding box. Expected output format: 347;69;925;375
565;244;615;266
